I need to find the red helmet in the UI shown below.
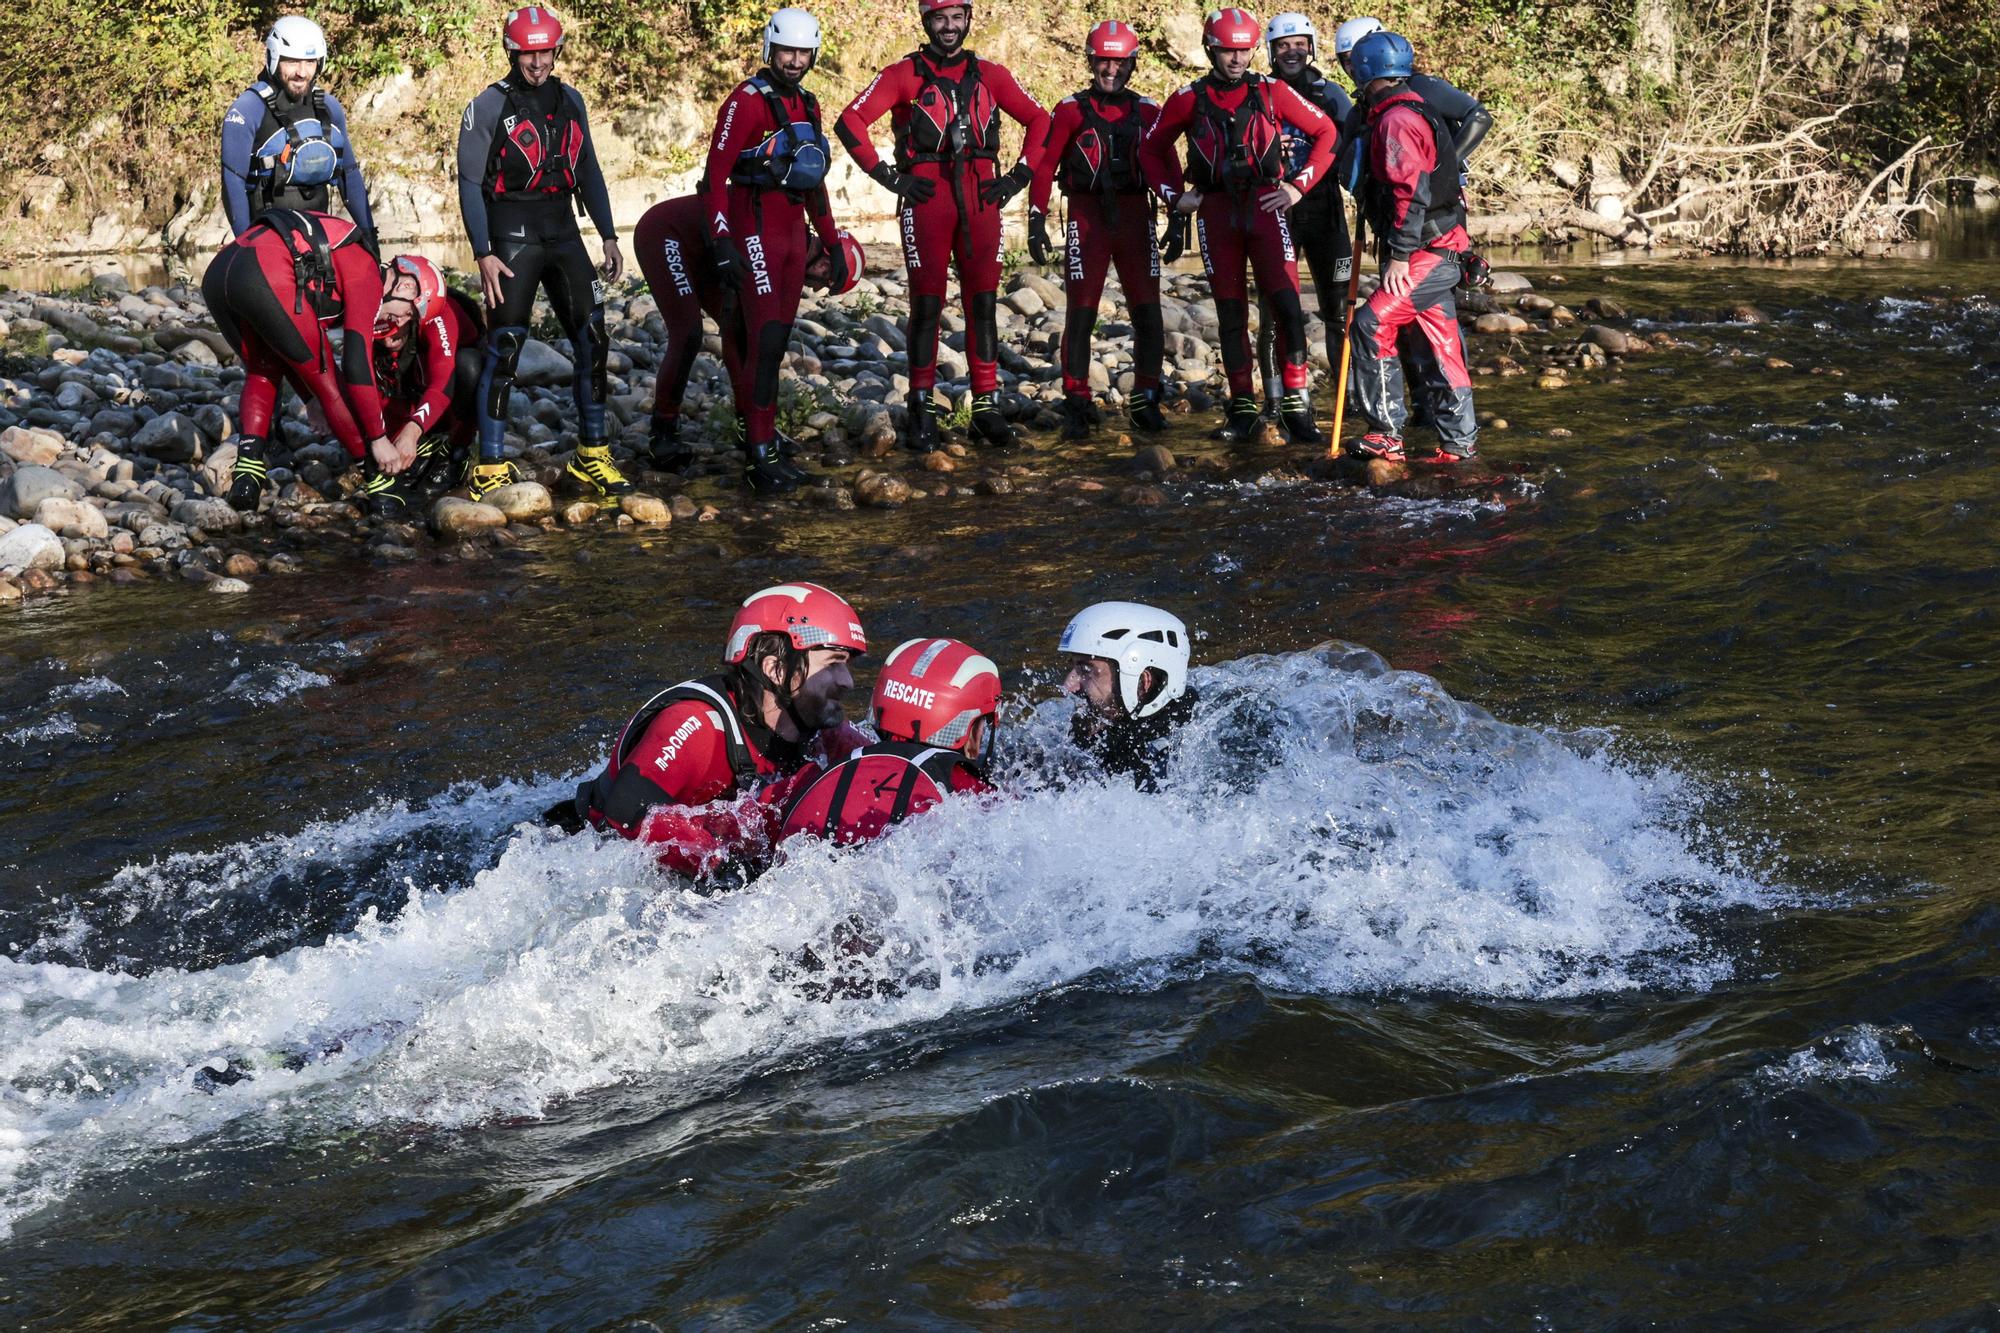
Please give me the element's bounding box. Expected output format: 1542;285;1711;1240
1086;20;1139;59
871;637;1001;753
831;231;867;296
503;6;565;52
1203;7;1260;50
917;0;968;14
382;254;446;322
725;582;867;663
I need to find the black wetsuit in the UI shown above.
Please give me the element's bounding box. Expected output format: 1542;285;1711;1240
1261;64;1354;397
1071;689;1199;792
456;69;618;460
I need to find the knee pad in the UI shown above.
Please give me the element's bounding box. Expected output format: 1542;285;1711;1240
968;290;998;365
482;325;527;416
1215;298;1250;362
1062;305;1097;380
907;294;945;361
751;320;791;409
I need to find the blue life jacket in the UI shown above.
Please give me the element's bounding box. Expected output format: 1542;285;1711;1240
248;83;346;205
1278;70;1350;180
731;76;831;193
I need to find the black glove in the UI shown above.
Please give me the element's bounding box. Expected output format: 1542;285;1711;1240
711;234;749;291
869;162;936;205
1027;210;1053;267
979;162;1032;207
1160;208;1191;265
820;235;848;292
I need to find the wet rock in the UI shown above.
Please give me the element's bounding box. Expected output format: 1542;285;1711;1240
1517;294;1556;314
1117;484;1169;506
208;577;251;594
0;521;66;570
487;481;554;522
223;553;261;578
1718;303;1769;324
1536;372;1568;391
1;426;63;467
1582;324;1632;355
431;496;508;537
1474;313;1532;335
1134;443;1176;473
559;500;600;525
1364;459;1407;487
620;493;671;525
919;452;955;472
131;411;204;462
1489;272;1534;294
171;497;241;532
264;552;307;574
854;471;914;507
1763;356;1794;371
0;579;20;605
3;464;83;518
1585;296;1628;321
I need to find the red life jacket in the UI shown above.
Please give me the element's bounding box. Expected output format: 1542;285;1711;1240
779;741;973;846
1060;91;1152;195
895;52;1001;167
574;675;761;831
486;77;586;199
1184;74;1285;196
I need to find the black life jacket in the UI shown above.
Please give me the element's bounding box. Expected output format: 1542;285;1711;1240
1359;86;1465;246
1184;75;1286;196
730;75;832;194
250;208;340;321
485;77;586;201
1059;91;1151;195
895;51;1001;167
249;83;344;213
574;675;761;830
779;741;971;846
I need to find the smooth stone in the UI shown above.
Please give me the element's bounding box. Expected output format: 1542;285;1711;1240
1;426;63;466
131;411;203;462
32;496;108;539
3;464;83;519
515;339;574;388
223;553;261;578
1474;313;1532;335
0;522;66;570
487;481;554;522
171;497;241;531
559;500;600;525
1134;444;1176;473
1488;272;1534;293
1582;324;1632;355
619;493;671;525
207;577;252;594
854;472;914;507
432;496;509;536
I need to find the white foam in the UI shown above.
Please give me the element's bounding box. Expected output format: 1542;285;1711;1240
221;663;332;706
1755;1024;1903;1088
0;647;1772;1239
4;714;80;744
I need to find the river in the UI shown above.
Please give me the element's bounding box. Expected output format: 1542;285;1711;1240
3;221;1998;1325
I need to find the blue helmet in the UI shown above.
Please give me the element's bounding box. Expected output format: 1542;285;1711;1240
1349;30;1414;83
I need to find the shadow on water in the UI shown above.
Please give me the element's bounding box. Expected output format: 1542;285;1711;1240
4;232;2000;1326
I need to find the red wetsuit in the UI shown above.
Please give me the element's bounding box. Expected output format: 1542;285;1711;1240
704;73;841;447
575;674;867;879
1138;75;1336;398
836;49;1048;395
1352;86;1477;455
633;194;746;430
199;211;386;459
774;741;993;847
379;290;483;452
1031;89;1164;398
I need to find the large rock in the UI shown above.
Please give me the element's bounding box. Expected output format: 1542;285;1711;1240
1;426;63;467
3;464;83;519
0;523;65;571
198;441;239;499
515;339;574;387
431;496;507;537
1582;324;1632;355
619;493;671;525
171;497;242;531
32;302;100;342
131;411;204;462
1488;271;1534;294
1473;313;1532;335
32;496;108;540
1158;10;1209;67
487;481;553;522
855;471;914;508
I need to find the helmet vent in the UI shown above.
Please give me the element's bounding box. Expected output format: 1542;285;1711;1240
1101;628;1130;640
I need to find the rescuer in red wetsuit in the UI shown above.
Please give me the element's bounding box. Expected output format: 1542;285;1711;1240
1027;20;1169;442
699;7;854;494
777;635;1000;846
1137;6;1336;446
364;254;486;517
835;0;1049;453
631;193;865;477
564;582;869;881
1345;30;1478;463
200;209;393;512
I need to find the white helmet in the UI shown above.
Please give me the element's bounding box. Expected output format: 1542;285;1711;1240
763;7;822;62
264;15;329;78
1332;15;1383;56
1265;11;1317;57
1059;601;1190;720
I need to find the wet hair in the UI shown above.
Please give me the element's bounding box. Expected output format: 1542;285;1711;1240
724;630;810;723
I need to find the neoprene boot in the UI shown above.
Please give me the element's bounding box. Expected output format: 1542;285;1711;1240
363;467;417;519
745;439;801;494
647;416;695;471
903;392;942;453
1059;394;1097;442
566;443;635;498
1279;390;1324;444
466;458;522;501
1127;386;1169;434
967;392;1020;449
1353;432;1406;461
1212;396;1264;443
226;437;269;512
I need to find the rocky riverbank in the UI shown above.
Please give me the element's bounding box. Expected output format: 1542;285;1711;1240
0;260;1795;609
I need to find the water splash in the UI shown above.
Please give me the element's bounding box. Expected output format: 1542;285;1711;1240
0;646;1773;1240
